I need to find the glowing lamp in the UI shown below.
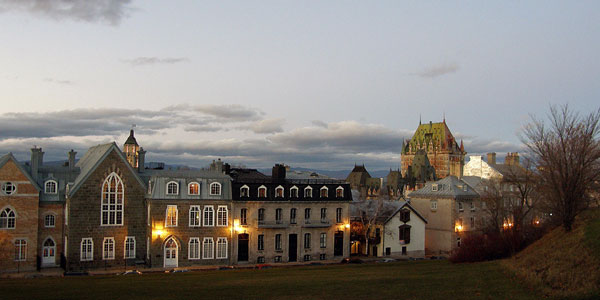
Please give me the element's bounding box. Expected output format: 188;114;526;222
455;225;463;232
345;223;350;229
154;229;164;238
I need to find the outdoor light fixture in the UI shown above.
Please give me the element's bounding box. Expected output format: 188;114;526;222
233;219;242;233
455;225;462;232
154;229;164;238
345;223;350;229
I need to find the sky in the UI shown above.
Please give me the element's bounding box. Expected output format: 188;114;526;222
0;1;599;170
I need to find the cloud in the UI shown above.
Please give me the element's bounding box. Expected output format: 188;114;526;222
121;57;190;66
311;120;328;128
164;104;263;122
249;118;285;134
44;78;73;85
413;63;459;78
0;0;134;25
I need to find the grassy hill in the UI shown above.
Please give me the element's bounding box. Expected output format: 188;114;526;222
503;208;600;299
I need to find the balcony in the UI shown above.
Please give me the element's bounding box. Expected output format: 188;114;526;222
302;220;331;229
258;221;289;229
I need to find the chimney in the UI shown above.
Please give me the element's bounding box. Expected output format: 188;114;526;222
223;163;231;175
272;164;286;182
68;149;77;170
31;147;44;181
506;152;520;166
137;147;146;173
487;152;496;165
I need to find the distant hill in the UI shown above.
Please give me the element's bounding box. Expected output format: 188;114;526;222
258;167;392;180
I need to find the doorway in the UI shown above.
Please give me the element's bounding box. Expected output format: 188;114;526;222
164;237;178;268
334;231;344;256
238;233;249;262
42;238;55;265
288;234;297;262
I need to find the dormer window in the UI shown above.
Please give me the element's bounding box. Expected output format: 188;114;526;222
240;185;250;197
166;181;179;195
188;182;200;195
290;186;298;198
210;182;221;195
431;184;438;192
45;180;58;194
463;185;468;192
320;186;328;198
304;186;313;198
275;186;284;198
258;185;267;198
336;186;344;198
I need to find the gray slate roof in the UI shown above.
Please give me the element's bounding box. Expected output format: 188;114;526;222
408;176;480;199
0;153;41;191
142;169;232;200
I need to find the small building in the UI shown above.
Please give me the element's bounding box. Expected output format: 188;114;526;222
380;201;427;257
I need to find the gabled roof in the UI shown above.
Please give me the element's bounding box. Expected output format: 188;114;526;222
408;176;480;199
69;142;146;197
0;153;42;191
385;200;428;224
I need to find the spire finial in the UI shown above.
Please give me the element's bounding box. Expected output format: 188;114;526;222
419;114;421;125
443;112;445;123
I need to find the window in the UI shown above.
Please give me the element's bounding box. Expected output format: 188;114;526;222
400;209;410;223
103;238;114;260
1;182;16;195
166;181;179;195
275;208;282;224
275;186;284;198
258;185;267;198
320;233;326;248
203;206;214;227
80;238;93;261
290;208;297;224
166;205;178;227
188;182;200;195
210;182;221;195
304;233;311;249
45;180;57;194
304;208;311;223
275;234;282;251
217;206;228;227
124;237;136;259
257;257;265;263
101;172;124;226
463;185;468;192
320;254;326;260
189;206;201;227
44;214;55;228
336;208;342;223
320;186;328;198
258;208;265;224
0;207;16;229
240;185;250;197
202;237;214;259
336;186;344;198
457;237;461;248
303;255;311;262
458;202;464;212
216;237;227;259
274;256;282;262
14;239;26;261
399;225;411;244
290;186;298;198
431;184;438;192
304;186;313;198
189;238;200;260
240;208;247;225
430;200;438;210
470;217;475;228
320;208;327;223
470;201;475;211
258;234;264;251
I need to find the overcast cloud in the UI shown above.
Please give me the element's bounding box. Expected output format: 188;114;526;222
413;63;460;78
121;57;190;66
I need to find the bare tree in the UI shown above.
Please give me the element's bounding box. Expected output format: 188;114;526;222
351;198;396;255
522;104;600;231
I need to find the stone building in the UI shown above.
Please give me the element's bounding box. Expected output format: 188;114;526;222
346;164;382;199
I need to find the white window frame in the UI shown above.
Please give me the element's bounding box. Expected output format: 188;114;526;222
1;207;16;229
166;181;179;195
165;205;178;227
44;180;58;194
14;239;26;261
103;237;115;260
258;185;267;198
275;185;284;198
209;182;221;196
124;236;136;259
188;182;200;196
80;238;93;261
216;237;227;259
240;185;250;197
431;200;438;210
44;214;55;228
458;202;464;212
203;205;214;227
320;233;327;248
1;181;16;195
189;237;200;260
100;172;124;226
304;186;313;198
336;186;344;198
202;237;214;259
189;205;201;227
147;205;151;226
432;184;438;192
290;186;299;198
320;186;328;198
217;206;228;227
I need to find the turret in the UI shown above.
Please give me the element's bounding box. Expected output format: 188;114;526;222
124;129;140;168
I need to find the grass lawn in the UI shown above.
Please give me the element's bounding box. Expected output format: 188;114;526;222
0;260;541;300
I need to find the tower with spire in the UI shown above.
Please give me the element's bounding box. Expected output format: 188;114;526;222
124;128;140;168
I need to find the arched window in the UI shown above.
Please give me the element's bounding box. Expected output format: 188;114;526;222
0;207;16;229
166;181;179;195
189;206;201;227
203;206;214;226
240;185;250;197
80;238;93;261
210;182;221;195
103;237;115;260
101;173;124;226
45;180;57;194
320;186;328;198
188;182;200;195
304;186;313;198
275;186;284;198
124;237;136;259
258;185;267;198
189;238;200;260
336;186;344;198
44;214;55;228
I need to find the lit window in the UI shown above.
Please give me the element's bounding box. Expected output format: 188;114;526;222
320;186;328;198
124;237;136;259
304;186;313;198
166;181;179;195
275;186;284;198
210;182;221;195
103;237;115;260
240;185;250;197
45;180;57;194
189;237;200;260
14;239;26;261
189;206;201;227
258;186;267;198
188;182;200;195
336;186;344;198
240;208;247;225
1;207;16;229
216;237;227;259
304;233;311;249
320;233;326;248
166;205;178;227
336;208;342;223
44;214;55;228
1;182;16;195
80;238;93;261
202;237;214;259
203;206;214;227
101;172;124;226
217;206;228;227
290;186;298;198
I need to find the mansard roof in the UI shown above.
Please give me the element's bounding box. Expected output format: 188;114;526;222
142;169;231;199
408;176;480;200
0;153;41;191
